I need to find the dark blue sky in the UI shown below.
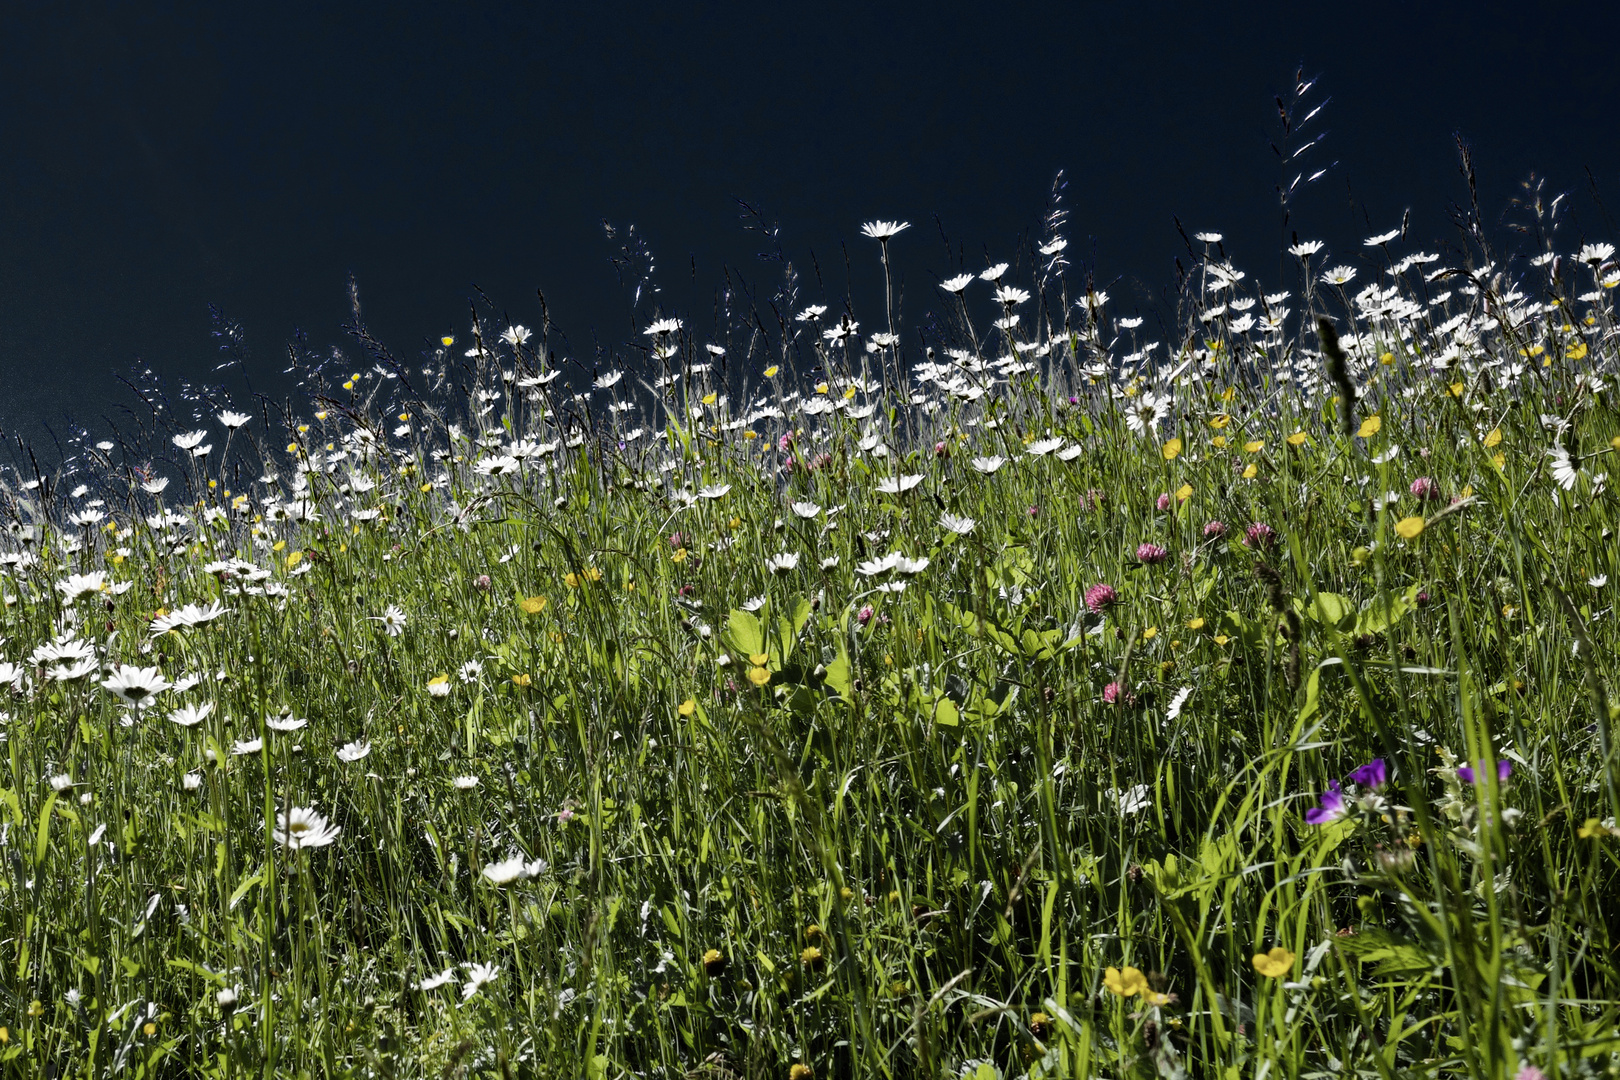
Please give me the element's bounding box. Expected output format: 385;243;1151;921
3;1;1618;454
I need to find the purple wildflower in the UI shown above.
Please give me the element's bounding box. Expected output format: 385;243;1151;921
1457;759;1512;785
1304;781;1347;825
1349;758;1387;790
1203;520;1228;539
1084;583;1118;613
1409;476;1443;502
1243;522;1277;549
856;604;875;626
1136;542;1168;565
1156;492;1172;512
1101;681;1136;706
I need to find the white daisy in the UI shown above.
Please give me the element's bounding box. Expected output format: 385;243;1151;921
860;219;910;240
766;552;800;574
336;740;371;762
461;962;500;1000
876;473;924;495
372;604;408;637
168;702;213;728
101;665;171;706
272;805;340;850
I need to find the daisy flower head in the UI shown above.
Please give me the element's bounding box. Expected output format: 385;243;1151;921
168;702;213;728
939;273;975;295
101;665;171;707
336;739;371;762
860;219;910;241
875;473;924;495
272;805;340;850
462;962;500;1000
218;410;252;429
372;604;407;637
453;775;480;790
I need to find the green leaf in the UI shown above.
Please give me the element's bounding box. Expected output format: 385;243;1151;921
35;791;57;867
1353;585;1420;637
1296;592;1354;631
722;608;765;658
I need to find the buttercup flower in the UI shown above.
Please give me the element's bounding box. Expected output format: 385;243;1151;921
1252;946;1296;978
1104;965;1147;997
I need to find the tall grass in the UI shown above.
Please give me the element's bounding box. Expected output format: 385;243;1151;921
1;178;1619;1080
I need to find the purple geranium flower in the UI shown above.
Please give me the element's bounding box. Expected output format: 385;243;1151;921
1304;781;1347;825
1457;759;1512;785
1349;758;1387;789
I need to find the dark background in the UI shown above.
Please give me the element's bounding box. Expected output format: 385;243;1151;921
4;1;1619;458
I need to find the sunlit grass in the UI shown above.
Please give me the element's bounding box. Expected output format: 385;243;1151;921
1;206;1618;1079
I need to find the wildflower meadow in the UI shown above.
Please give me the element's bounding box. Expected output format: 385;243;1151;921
3;169;1620;1077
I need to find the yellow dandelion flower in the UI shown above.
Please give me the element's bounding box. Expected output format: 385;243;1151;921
1357;415;1382;438
702;392;718;405
671;547;687;563
1492;452;1506;470
1209;413;1231;429
1483;428;1502;448
511;673;532;687
1174;483;1193;502
748;653;769;667
1243;439;1263;453
1394;516;1425;539
1212;435;1227;448
1186;617;1205;630
764;365;779;377
273;540;287;552
1252;946;1295;978
285;550;303;569
1448;382;1465;397
1213;634;1230;646
518;595;548;615
1161;437;1182;461
677;698;696;717
1286;431;1308;446
1241;463;1258;479
441;335;455;346
1379;350;1395;366
746;666;771;687
815;382;829;394
1142;626;1158;640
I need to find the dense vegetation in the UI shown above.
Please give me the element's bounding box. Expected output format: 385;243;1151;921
3;199;1620;1079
